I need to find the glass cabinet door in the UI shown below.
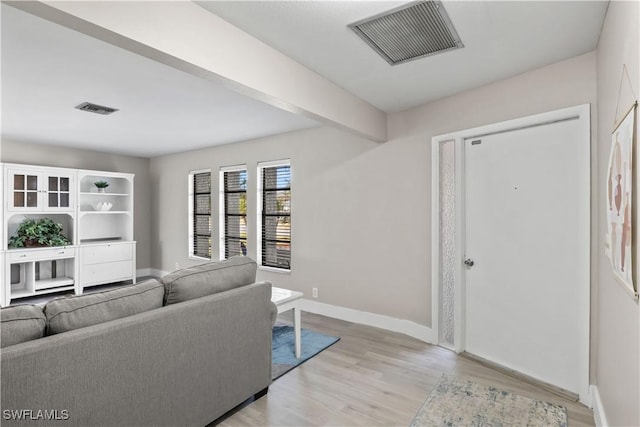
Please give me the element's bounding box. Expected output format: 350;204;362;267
46;175;71;209
7;169;74;211
10;172;39;210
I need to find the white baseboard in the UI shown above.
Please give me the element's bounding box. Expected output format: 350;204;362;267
135;273;434;343
300;299;434;344
136;268;152;278
591;385;609;426
137;268;169;279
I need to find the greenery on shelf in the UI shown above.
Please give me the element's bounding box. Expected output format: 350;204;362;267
94;180;110;189
8;218;71;249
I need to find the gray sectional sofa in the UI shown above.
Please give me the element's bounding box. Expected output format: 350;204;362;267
0;256;274;427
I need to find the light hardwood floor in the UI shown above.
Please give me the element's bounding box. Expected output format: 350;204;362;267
219;312;595;426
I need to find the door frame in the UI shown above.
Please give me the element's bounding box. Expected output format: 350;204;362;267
430;104;591;403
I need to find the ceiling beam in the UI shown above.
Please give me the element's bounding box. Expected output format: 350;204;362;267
7;1;387;143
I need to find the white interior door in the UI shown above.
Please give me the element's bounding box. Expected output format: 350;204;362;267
464;116;589;395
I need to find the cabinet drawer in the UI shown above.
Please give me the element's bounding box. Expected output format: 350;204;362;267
81;261;133;286
81;243;133;265
9;247;75;262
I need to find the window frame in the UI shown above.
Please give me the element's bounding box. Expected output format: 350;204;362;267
219;164;248;261
188;169;212;260
257;159;292;272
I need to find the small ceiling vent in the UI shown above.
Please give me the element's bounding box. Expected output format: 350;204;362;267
348;1;463;66
75;102;119;115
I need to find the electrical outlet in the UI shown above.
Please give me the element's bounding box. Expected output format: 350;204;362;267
175;262;179;270
312;287;318;298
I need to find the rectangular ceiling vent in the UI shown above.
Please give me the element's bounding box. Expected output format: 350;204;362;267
75;102;119;115
348;1;463;66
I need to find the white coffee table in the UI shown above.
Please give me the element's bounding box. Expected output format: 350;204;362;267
271;286;304;358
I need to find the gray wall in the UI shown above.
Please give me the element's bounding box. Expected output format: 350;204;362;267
150;51;597;328
1;140;152;269
595;1;640;425
149;127;431;322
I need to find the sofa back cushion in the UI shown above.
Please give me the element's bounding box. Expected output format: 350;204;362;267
1;304;46;348
161;256;257;305
44;279;164;335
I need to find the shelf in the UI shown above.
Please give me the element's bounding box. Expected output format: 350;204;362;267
80;237;122;244
11;284;75;300
36;286;75;296
11;289;34;299
35;277;74;290
80;211;130;215
80;192;130;197
7;211;76;217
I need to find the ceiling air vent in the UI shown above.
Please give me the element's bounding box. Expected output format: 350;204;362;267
348;0;463;66
75;102;119;115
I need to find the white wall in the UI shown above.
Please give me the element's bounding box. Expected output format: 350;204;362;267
595;1;640;425
150;51;597;329
1;139;152;269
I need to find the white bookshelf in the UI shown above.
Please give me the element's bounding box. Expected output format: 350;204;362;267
1;165;136;306
77;170;136;292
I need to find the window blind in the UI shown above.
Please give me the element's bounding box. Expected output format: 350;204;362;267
222;169;247;258
261;164;291;269
192;172;211;258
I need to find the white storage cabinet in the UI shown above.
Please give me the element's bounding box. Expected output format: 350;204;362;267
2;164;136;306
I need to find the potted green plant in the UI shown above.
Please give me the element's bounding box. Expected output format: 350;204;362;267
8;218;71;248
94;180;109;193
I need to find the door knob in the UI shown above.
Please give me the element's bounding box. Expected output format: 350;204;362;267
464;258;475;267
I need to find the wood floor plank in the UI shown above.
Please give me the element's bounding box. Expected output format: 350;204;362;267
219;313;594;426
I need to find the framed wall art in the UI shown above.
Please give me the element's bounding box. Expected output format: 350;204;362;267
606;102;637;297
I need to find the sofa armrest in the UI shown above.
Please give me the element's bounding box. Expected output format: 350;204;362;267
270;301;278;327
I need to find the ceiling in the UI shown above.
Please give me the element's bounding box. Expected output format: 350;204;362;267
0;3;319;158
1;1;608;158
198;1;608;113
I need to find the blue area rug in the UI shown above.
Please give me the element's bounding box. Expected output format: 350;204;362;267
272;325;340;380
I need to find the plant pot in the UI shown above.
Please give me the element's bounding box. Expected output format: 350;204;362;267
97;188;105;193
25;239;46;248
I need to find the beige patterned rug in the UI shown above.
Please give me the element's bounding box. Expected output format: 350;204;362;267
411;375;568;427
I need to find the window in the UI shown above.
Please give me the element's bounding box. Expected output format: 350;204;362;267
188;170;212;259
258;160;291;270
220;166;247;259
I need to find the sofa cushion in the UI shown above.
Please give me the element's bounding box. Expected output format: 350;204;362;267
161;256;257;305
1;304;47;348
44;279;164;335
